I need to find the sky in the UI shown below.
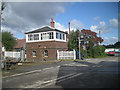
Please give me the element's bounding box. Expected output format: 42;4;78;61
1;1;118;45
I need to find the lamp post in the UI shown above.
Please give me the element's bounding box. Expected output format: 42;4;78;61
78;31;84;60
78;37;81;60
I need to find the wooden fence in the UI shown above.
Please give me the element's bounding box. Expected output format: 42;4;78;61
57;49;76;60
4;51;20;59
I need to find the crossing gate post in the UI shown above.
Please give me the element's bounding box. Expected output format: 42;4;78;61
73;49;76;60
57;50;59;60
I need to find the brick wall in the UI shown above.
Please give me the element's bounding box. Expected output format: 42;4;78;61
26;41;68;61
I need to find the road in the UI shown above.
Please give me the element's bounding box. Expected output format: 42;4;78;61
2;57;119;88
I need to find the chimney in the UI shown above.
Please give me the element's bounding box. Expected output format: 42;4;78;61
50;18;55;28
68;21;71;44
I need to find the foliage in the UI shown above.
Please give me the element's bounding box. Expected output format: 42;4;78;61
103;41;120;49
68;29;105;58
68;30;79;50
84;45;106;58
2;32;17;51
114;41;120;48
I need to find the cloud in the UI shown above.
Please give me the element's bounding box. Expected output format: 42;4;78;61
90;21;110;35
55;19;84;33
1;2;65;38
93;16;100;21
109;18;118;28
102;36;118;45
70;19;84;30
1;26;17;35
55;22;68;32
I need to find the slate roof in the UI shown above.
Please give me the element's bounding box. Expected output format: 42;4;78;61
14;39;26;49
25;26;67;34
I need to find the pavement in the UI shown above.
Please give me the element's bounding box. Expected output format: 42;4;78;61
2;57;120;88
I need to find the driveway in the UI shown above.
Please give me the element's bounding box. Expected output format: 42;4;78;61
2;57;119;88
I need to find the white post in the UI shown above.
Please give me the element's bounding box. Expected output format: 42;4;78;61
57;50;59;60
73;49;76;60
78;37;81;60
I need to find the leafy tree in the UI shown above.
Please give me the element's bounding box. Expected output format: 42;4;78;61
68;29;105;58
114;41;120;48
2;32;17;51
68;30;79;50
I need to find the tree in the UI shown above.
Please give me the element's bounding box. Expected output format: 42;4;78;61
114;41;120;48
68;30;79;50
2;32;17;51
68;29;105;58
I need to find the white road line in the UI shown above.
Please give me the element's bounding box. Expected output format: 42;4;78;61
3;69;42;78
24;73;76;88
2;62;77;79
40;73;83;88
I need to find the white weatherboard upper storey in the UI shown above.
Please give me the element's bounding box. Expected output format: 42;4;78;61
26;31;67;43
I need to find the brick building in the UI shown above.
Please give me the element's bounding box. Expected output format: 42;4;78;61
25;19;68;61
13;39;26;51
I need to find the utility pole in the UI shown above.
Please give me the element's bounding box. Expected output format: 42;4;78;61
99;30;101;45
68;22;71;44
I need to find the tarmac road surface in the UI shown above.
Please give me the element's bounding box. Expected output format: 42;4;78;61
2;57;119;88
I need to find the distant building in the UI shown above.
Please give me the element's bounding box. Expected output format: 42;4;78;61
25;19;68;61
13;39;26;51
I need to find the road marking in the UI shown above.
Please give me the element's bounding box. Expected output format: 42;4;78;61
63;63;75;66
3;69;42;78
40;73;83;88
2;62;80;79
86;59;91;60
24;72;77;88
3;63;74;78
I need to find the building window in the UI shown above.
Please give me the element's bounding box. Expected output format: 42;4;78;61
34;34;39;40
60;33;62;39
28;34;33;41
56;32;58;39
41;34;42;40
52;32;54;39
63;34;65;40
44;50;48;57
41;32;54;40
32;51;36;57
49;32;54;39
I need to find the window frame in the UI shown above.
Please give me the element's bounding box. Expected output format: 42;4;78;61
34;34;39;40
28;34;33;41
32;51;36;57
44;50;48;57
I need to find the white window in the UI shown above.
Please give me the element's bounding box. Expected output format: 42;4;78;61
63;34;65;40
34;34;39;40
32;51;36;57
49;32;54;39
60;33;62;39
28;34;33;41
41;32;54;40
56;32;58;39
44;50;48;57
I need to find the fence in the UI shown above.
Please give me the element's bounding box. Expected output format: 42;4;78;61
57;49;76;60
4;51;20;59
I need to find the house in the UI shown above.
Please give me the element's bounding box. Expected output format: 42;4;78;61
25;19;68;61
13;39;26;51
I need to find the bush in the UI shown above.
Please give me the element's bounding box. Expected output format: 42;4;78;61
85;45;106;58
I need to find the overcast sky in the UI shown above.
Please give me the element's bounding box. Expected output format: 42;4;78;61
1;2;118;45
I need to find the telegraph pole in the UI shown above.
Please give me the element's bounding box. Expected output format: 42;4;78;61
99;30;101;45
